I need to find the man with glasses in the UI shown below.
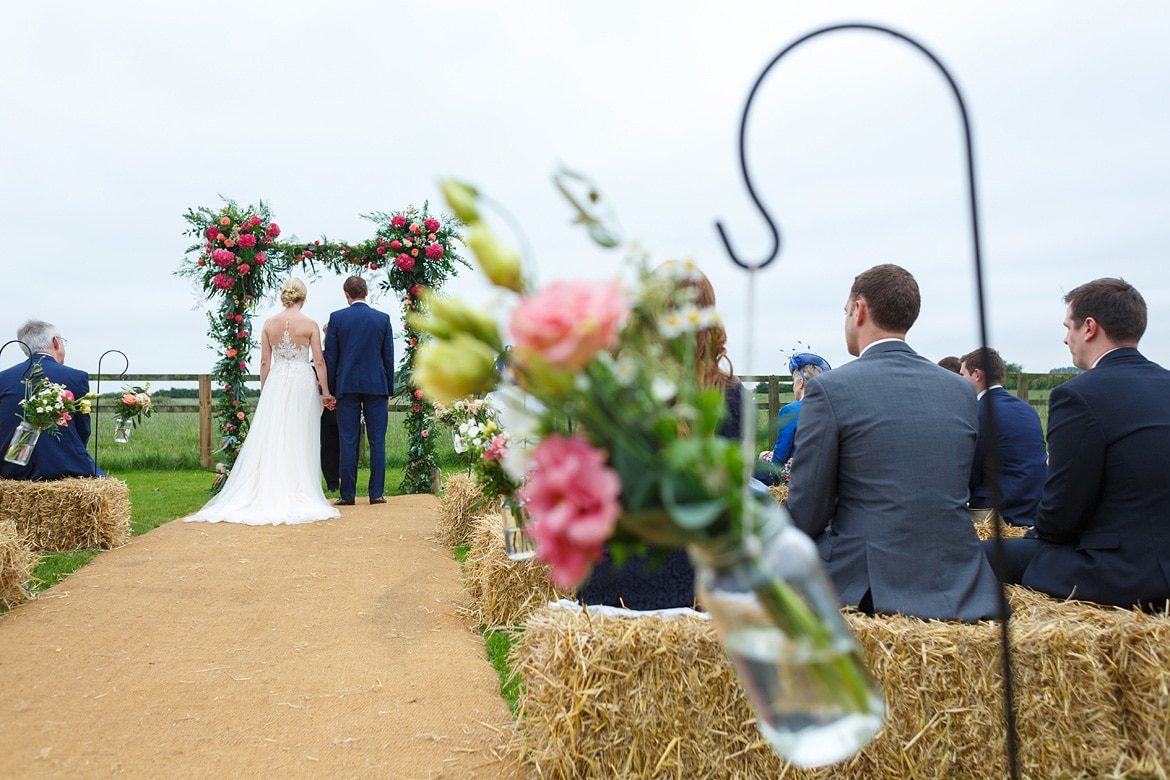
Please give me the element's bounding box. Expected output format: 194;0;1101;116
0;319;104;479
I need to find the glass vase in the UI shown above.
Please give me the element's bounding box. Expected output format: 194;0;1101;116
113;417;133;444
501;498;537;561
4;421;40;465
689;499;886;768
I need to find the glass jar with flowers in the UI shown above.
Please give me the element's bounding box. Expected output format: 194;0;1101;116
112;383;154;444
405;176;885;767
4;362;95;465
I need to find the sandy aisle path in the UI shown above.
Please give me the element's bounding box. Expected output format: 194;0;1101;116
0;495;514;779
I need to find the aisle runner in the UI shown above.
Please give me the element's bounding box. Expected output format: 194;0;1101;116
0;496;512;779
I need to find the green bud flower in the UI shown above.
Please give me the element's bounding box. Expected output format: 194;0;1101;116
417;289;503;351
413;334;500;404
439;179;480;224
466;222;524;293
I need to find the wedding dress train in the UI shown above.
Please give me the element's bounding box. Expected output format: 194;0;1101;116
187;326;340;525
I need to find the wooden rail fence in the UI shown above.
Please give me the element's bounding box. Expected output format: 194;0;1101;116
88;373;1076;469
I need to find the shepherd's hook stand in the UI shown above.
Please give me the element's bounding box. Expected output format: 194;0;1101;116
715;23;1019;780
93;349;129;476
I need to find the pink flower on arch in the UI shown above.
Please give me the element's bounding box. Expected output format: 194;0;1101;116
424;218;440;233
424;243;443;260
390;215;406;228
211;249;235;267
254;251;267;265
204;226;220;241
511;281;629;372
212;273;234;290
395;253;415;272
266;223;281;238
237;233;257;248
520;434;621;589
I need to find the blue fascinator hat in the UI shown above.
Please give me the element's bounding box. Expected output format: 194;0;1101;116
788;352;831;375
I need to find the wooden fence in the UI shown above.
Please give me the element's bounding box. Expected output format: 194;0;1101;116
88;372;1076;468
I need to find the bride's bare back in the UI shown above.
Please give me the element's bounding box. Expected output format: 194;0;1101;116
260;305;331;398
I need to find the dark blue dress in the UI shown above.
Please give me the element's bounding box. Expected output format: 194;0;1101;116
577;381;743;609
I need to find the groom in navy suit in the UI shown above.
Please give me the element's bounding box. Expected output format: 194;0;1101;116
959;347;1047;527
986;278;1170;610
324;276;395;505
0;319;104;480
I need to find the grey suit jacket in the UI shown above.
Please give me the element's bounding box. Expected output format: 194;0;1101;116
787;340;1003;622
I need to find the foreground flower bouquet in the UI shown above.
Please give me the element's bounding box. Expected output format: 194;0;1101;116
408;175;884;766
4;362;94;465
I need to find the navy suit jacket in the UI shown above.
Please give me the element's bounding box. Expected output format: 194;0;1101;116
1023;348;1170;608
787;340;1002;622
968;387;1047;526
323;301;395;398
0;355;104;480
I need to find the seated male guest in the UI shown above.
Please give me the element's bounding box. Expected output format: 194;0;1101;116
0;320;105;480
985;279;1170;610
959;347;1047;526
786;264;1002;622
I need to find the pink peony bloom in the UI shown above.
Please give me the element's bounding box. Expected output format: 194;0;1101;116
266;223;281;238
424;218;440;233
395;253;415;272
254;251;267;265
520;434;622;588
251;216;262;226
237;233;257;248
390;240;401;249
390;215;406;228
237;263;251;275
204;226;220;241
425;243;443;260
511;282;629;371
376;246;386;255
212;273;234;290
211;249;235;267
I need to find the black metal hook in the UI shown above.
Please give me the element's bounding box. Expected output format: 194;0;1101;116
0;340;36;380
92;349;129;476
718;23;1016;779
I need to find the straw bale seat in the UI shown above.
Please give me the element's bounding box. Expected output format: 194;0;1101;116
434;472;486;548
0;477;130;552
463;508;570;630
510;587;1170;779
0;519;35;607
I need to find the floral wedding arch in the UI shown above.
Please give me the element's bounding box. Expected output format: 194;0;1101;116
177;198;467;494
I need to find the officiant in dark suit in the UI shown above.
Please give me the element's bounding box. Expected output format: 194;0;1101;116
985;278;1170;610
324;276;395;506
787;264;1002;623
0;319;104;480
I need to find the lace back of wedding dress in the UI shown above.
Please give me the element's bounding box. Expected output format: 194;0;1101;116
273;321;311;364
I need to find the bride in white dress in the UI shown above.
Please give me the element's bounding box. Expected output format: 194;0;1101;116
188;278;341;525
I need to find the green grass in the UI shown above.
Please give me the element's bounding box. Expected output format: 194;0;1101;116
455;544;522;713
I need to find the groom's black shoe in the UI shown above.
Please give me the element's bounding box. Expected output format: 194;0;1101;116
334;498;355;506
370;497;387;505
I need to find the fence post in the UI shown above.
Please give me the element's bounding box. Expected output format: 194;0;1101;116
768;376;780;424
1017;373;1030;402
198;374;212;468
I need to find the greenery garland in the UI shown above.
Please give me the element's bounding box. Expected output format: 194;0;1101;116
179;199;467;495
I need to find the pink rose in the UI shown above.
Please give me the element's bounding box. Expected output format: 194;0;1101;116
266;223;281;238
421;429;429;437
413;405;420;413
376;246;386;255
424;218;440;233
390;215;406;228
395;253;414;272
409;223;420;234
390;240;401;249
213;273;234;290
251;216;262;226
238;233;257;248
204;226;220;241
424;243;443;260
254;251;267;265
61;389;74;402
237;263;251;275
410;284;421;296
211;249;235;267
511;282;629;371
413;389;422;399
122;393;137;405
520;434;621;588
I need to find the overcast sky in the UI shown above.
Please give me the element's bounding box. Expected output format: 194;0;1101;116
3;2;1168;386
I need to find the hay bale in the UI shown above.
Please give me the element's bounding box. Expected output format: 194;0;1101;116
512;595;1134;780
0;519;35;608
512;605;784;779
463;509;569;629
434;472;486;547
970;509;1031;540
0;477;130;552
768;484;788;505
1105;609;1170;778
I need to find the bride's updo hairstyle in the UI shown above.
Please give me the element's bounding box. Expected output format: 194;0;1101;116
280;278;307;307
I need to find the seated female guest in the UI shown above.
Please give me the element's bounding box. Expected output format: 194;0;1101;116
759;351;831;486
578;264;743;610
